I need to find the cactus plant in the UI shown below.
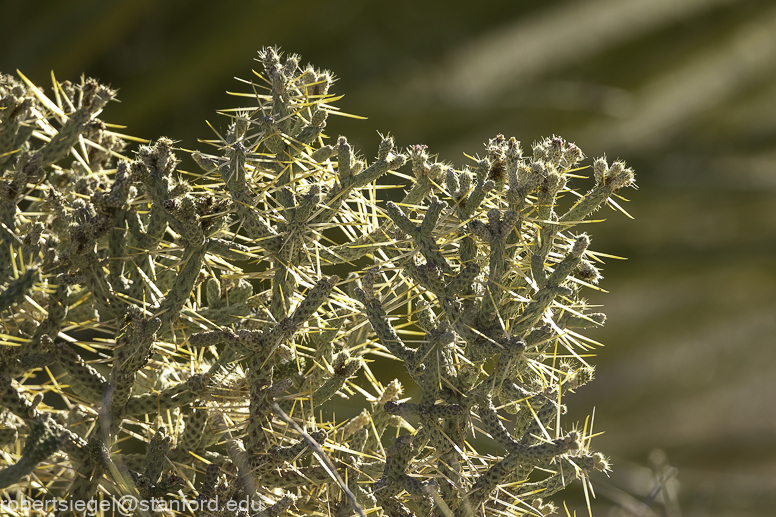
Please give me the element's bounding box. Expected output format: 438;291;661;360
0;47;635;516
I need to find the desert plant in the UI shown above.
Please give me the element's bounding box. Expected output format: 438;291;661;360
0;47;634;516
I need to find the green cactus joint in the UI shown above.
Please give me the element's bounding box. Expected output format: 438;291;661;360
0;48;634;516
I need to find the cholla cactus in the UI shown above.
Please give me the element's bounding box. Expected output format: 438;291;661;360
0;48;634;516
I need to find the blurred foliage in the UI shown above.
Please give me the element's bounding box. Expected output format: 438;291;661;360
2;0;775;516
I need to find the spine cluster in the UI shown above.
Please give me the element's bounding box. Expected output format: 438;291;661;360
0;48;634;516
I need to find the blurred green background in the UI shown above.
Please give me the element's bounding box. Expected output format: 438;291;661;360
3;0;775;515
